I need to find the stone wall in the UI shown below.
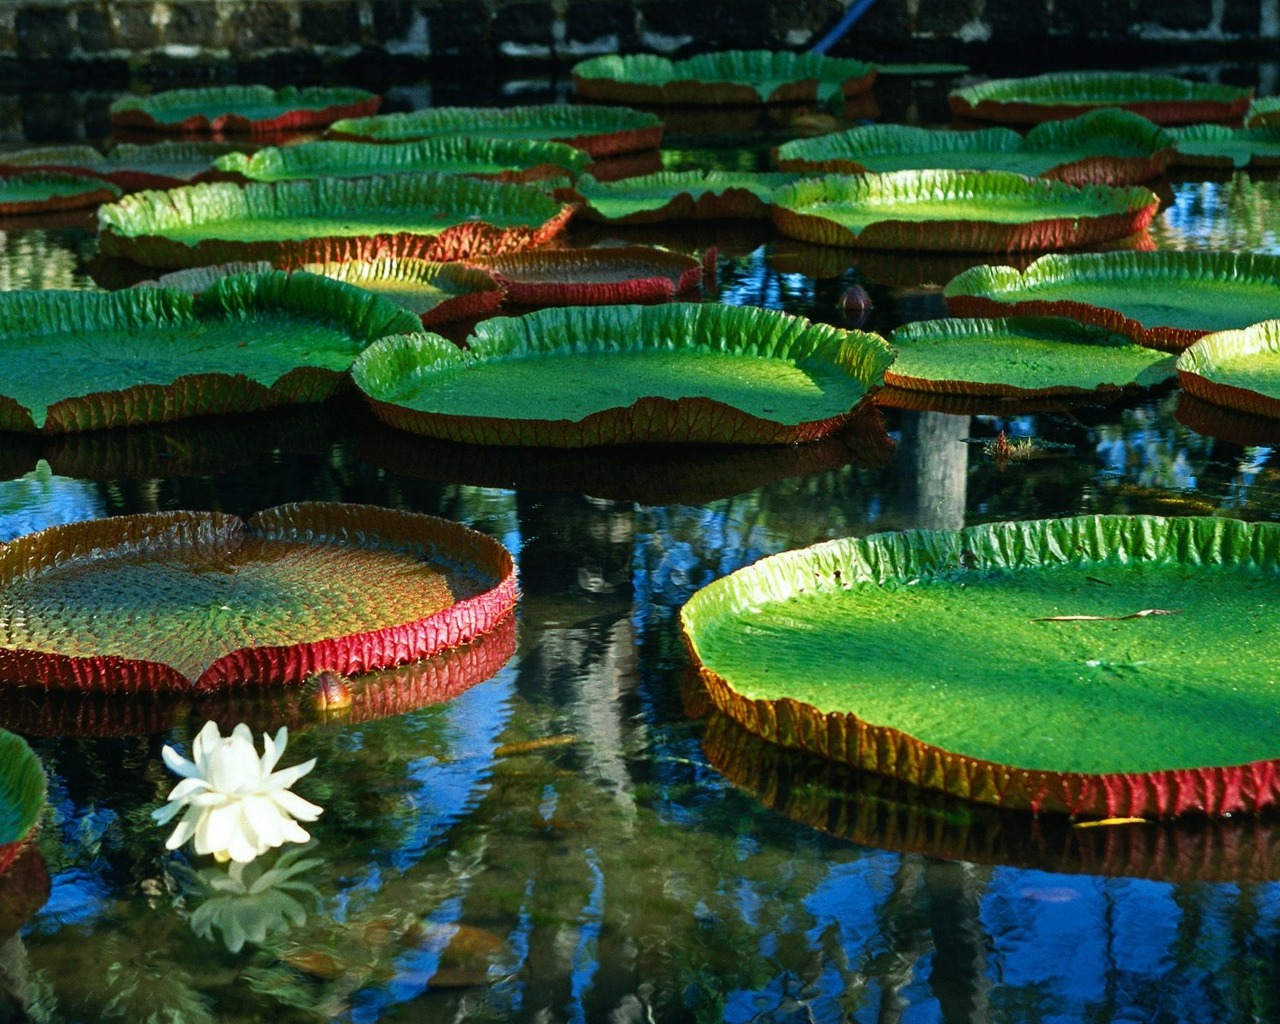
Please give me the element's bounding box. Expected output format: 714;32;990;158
1;0;1276;88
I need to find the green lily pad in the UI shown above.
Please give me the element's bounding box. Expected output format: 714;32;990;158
572;50;876;106
0;170;121;215
0;502;518;692
328;104;663;159
1176;320;1280;419
572;170;796;223
944;251;1280;352
0;142;247;192
1168;123;1280;168
0;729;45;876
771;170;1159;251
775;110;1175;186
949;72;1253;125
109;84;381;134
886;316;1177;396
96;176;575;269
0;271;421;432
352;303;894;447
1248;96;1280;128
469;245;709;306
681;514;1280;819
216;136;588;184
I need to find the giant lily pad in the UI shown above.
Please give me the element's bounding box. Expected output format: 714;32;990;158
1248;97;1280;128
353;303;894;447
771;170;1159;251
0;502;517;692
886;316;1177;396
0;729;44;875
328;104;663;159
0;170;121;215
109;84;381;134
572;51;876;105
143;259;504;328
948;72;1252;126
572;170;796;223
468;246;710;305
944;251;1280;352
1176;320;1280;419
0;142;247;192
0;272;421;432
774;110;1175;186
682;514;1280;819
1168;124;1280;168
215;136;588;184
96;176;575;269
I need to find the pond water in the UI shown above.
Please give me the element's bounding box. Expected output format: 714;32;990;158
4;66;1280;1024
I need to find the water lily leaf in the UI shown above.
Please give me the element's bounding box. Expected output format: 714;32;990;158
468;245;708;306
109;84;381;135
772;170;1158;251
572;170;796;223
0;170;121;215
885;316;1177;396
328;104;663;159
702;711;1280;883
1176;320;1280;420
0;272;421;432
97;177;575;269
944;251;1280;352
572;50;876;105
775;110;1176;186
0;501;518;693
0;142;249;192
1248;96;1280;128
0;729;45;875
1168;123;1280;169
216;136;588;184
949;71;1252;125
681;514;1280;819
353;303;893;447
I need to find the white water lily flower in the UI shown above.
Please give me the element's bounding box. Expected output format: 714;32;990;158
153;721;323;864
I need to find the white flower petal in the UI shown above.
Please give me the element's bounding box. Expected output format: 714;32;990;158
242;796;285;849
165;811;199;850
197;802;240;859
164;777;212;802
279;820;312;845
270;788;323;822
191;721;223;772
260;727;288;775
265;758;317;792
161;744;200;779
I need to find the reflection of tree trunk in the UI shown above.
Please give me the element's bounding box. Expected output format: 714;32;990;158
924;860;991;1024
0;934;32;1021
897;411;969;530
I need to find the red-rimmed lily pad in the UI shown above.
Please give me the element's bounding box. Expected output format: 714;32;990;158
944;251;1280;352
1248;97;1280;128
948;72;1252;125
0;271;421;432
681;514;1280;819
885;316;1177;396
1168;124;1280;168
0;501;518;693
572;170;796;223
109;84;381;135
771;170;1159;251
215;136;589;184
328;104;663;159
701;711;1280;883
572;50;876;106
1176;320;1280;419
352;303;894;447
0;729;44;875
774;110;1175;186
468;245;711;305
0;142;248;192
96;176;575;269
0;170;121;215
141;259;504;328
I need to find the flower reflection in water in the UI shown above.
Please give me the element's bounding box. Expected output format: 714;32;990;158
154;721;323;864
187;846;324;953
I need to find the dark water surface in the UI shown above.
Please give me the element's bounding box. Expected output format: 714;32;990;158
3;66;1280;1024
